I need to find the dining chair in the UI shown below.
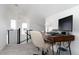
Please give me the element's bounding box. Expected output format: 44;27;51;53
30;31;51;55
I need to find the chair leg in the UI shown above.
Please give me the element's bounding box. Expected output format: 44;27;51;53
47;49;49;53
36;47;40;51
45;49;49;55
42;50;45;55
42;49;48;55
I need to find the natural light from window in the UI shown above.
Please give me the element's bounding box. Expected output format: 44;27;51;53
10;19;16;30
22;23;28;34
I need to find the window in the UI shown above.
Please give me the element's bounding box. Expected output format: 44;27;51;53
10;19;16;30
22;23;28;34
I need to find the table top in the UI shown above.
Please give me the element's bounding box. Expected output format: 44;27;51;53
45;35;75;43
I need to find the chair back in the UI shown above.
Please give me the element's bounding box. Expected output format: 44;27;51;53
30;31;45;48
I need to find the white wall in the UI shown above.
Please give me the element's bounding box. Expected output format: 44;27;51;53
6;5;45;42
46;5;79;55
0;5;9;50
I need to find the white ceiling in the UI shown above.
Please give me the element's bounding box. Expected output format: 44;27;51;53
8;4;78;18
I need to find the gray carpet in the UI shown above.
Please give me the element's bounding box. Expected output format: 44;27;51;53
0;42;40;55
0;40;70;55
